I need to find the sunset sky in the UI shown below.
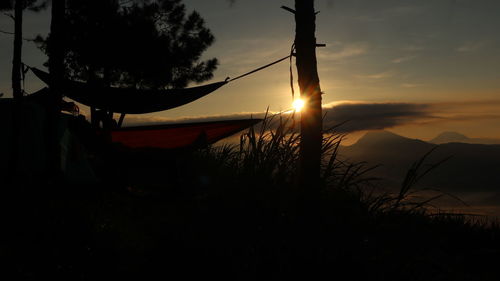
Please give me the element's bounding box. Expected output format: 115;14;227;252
1;0;499;142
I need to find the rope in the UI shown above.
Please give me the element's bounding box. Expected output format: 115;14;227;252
21;62;32;71
289;43;296;101
22;51;293;88
21;63;29;95
22;49;295;97
228;54;291;82
288;44;297;128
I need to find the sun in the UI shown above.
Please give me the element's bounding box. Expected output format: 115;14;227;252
292;98;305;112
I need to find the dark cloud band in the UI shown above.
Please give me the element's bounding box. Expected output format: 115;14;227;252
322;102;433;132
124;102;435;133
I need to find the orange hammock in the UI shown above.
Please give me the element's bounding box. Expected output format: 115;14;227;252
111;119;261;149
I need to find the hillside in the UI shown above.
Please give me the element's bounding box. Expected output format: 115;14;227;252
340;131;500;193
430;131;500;145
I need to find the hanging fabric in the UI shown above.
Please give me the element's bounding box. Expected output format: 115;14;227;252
30;67;227;114
111;119;262;149
28;52;292;114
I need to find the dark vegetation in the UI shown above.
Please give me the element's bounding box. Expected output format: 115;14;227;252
2;114;500;280
36;0;218;89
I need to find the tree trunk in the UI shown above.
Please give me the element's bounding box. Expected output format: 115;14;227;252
291;3;324;272
7;0;24;184
295;0;323;190
12;0;23;100
47;0;65;180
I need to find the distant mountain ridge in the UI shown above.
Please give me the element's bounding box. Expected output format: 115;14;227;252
430;131;500;145
340;131;500;192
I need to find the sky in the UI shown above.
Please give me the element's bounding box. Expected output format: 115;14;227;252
1;0;499;142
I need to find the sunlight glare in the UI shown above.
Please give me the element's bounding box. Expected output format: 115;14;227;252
292;99;305;112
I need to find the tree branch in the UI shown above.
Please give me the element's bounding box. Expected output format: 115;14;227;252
0;29;14;35
2;12;14;20
119;0;134;7
0;29;36;42
281;6;296;14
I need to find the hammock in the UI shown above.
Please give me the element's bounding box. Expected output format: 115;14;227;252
29;54;291;114
30;67;227;114
111;119;261;149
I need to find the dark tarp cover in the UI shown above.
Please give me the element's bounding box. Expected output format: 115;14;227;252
31;67;227;114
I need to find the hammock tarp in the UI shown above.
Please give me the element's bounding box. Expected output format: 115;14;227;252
111;119;261;149
31;67;227;114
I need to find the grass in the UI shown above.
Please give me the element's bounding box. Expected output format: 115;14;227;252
2;113;500;280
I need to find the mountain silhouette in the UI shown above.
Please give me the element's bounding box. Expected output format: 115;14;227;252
430;131;500;145
340;131;500;192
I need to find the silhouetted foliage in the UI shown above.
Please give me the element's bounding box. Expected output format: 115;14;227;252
0;1;13;10
37;0;218;89
0;0;46;12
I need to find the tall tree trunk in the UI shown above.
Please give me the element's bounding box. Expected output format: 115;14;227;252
292;3;324;273
12;0;23;100
47;0;65;181
295;0;323;190
8;0;24;184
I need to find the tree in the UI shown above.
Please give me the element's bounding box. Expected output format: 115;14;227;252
1;1;46;184
282;2;324;271
39;0;218;90
1;0;46;100
36;0;218;127
294;0;323;190
45;0;65;180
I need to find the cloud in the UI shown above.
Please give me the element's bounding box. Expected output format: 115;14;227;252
318;43;368;61
441;99;500;110
321;102;434;132
386;5;423;16
401;83;422;88
350;15;384;23
438;114;500;122
356;70;395;80
121;100;500;135
402;45;425;52
219;38;290;68
456;42;485;53
123;102;435;134
392;55;416;64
